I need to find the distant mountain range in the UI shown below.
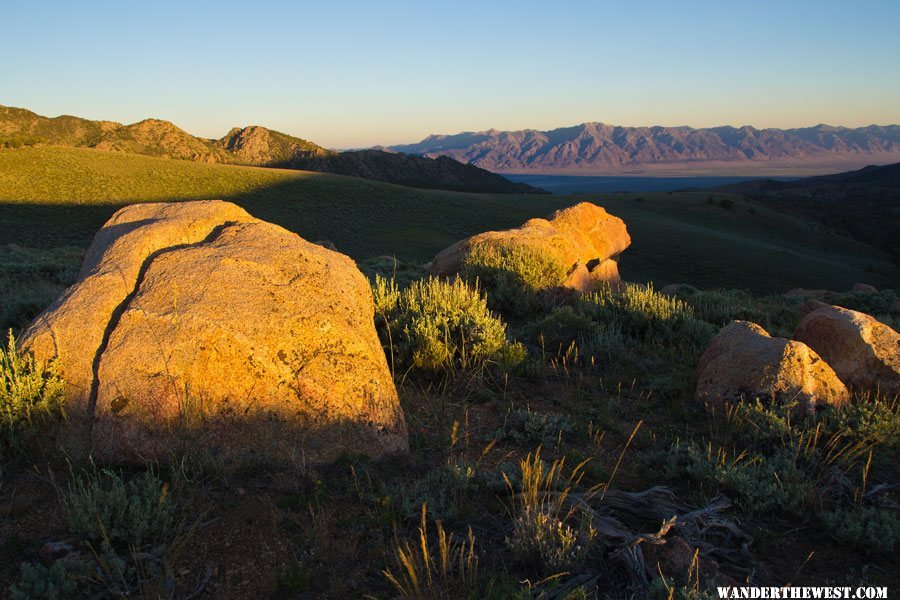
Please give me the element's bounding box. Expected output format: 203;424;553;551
0;105;544;194
390;123;900;175
714;162;900;259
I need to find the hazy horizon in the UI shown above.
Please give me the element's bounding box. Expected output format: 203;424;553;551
5;0;900;147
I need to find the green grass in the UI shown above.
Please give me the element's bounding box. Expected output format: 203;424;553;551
1;146;896;294
0;146;568;259
0;245;83;331
591;192;898;292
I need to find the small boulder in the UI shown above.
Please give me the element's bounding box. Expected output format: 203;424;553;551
696;321;849;412
794;303;899;396
430;202;631;292
23;200;408;464
852;283;877;294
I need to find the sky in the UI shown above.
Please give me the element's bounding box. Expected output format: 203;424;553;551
3;0;900;148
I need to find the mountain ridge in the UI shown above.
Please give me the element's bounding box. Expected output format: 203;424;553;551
390;122;900;174
0;105;544;194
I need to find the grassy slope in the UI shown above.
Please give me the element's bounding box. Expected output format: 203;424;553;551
0;146;896;292
593;193;898;291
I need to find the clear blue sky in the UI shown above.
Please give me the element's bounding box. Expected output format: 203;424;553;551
3;0;899;148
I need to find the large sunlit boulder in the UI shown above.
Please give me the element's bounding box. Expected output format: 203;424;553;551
23;200;408;464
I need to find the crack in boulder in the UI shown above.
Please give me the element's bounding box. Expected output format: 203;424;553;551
85;222;236;431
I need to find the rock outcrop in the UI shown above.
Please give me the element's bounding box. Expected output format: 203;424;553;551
23;200;408;464
851;283;877;294
695;321;849;412
430;202;630;292
794;303;900;396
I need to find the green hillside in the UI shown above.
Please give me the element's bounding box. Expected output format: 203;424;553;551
1;146;896;294
0;105;544;194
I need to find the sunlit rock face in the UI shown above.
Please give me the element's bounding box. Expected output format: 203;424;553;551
23;200;408;465
794;301;900;396
430;202;631;292
695;320;849;413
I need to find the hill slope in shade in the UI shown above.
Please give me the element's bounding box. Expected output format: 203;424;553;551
0;105;543;194
714;162;900;259
390;122;900;175
0;146;895;293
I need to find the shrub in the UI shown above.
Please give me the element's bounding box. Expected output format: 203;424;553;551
820;505;900;553
667;441;810;515
62;468;175;549
372;275;526;378
400;462;480;521
0;135;44;149
505;449;596;574
358;256;428;290
462;242;566;316
372;273;401;316
825;395;899;450
1;331;66;456
685;289;757;326
725;395;899;460
648;576;713;600
383;503;479;599
493;407;574;444
10;560;82;600
276;565;314;594
14;468;187;598
576;284;714;351
525;306;601;355
829;289;900;330
684;290;804;337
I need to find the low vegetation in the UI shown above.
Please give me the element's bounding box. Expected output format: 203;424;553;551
0;245;82;331
60;467;175;549
11;468;188;599
383;503;479;599
1;331;66;457
505;450;596;574
3;244;898;596
462;242;567;315
372;274;526;379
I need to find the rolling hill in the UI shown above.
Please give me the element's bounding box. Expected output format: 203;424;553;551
1;146;895;294
0;105;542;194
713;162;900;259
389;122;900;175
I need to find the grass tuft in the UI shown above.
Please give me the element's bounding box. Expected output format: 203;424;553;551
505;449;596;574
383;502;479;599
